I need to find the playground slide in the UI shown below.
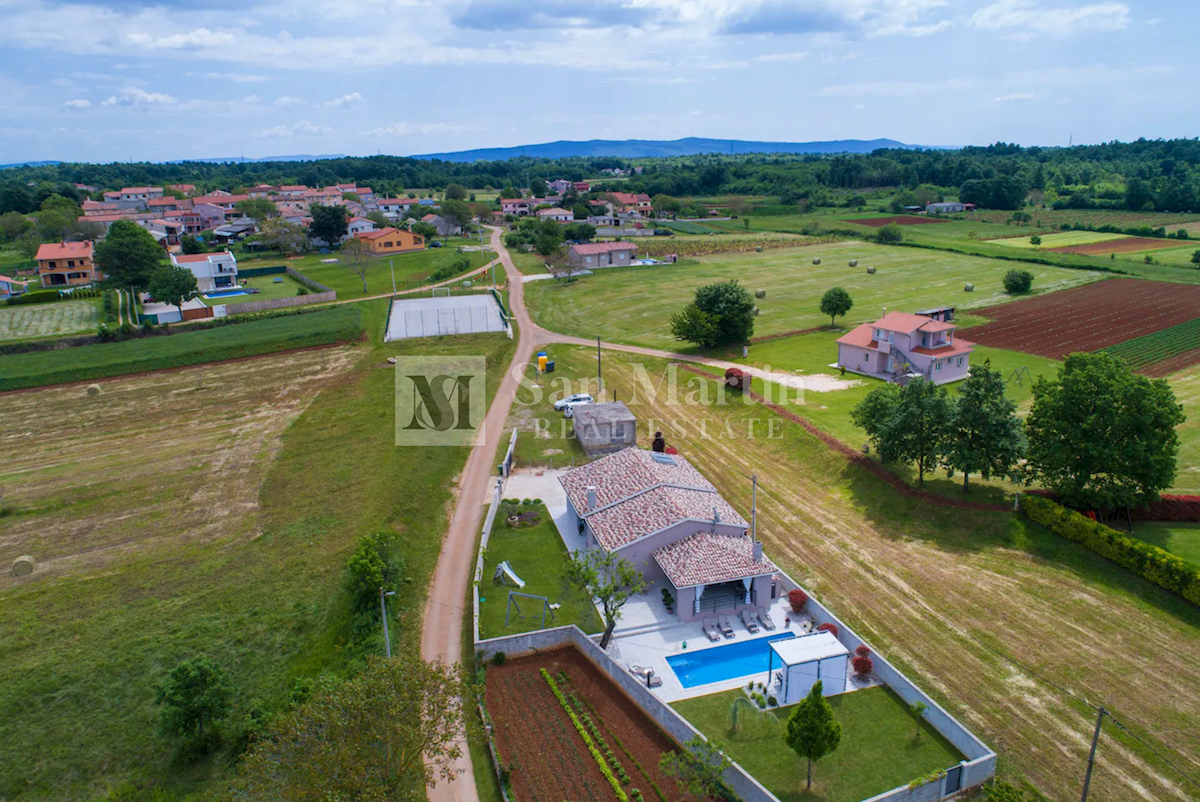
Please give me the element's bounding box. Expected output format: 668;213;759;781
495;560;526;588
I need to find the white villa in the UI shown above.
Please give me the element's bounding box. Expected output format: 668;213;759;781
170;251;239;293
559;448;780;622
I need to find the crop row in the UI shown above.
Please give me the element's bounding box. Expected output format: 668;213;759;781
541;668;629;802
564;679;671;802
506;669;600;802
1102;317;1200;370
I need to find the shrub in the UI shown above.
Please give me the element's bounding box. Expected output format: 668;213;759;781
876;223;903;243
1019;495;1200;606
1002;269;1035;294
817;622;839;637
767;695;777;707
490;651;507;666
855;645;870;659
787;588;808;613
724;366;749;392
852;655;874;677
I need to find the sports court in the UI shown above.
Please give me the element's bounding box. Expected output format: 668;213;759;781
384;292;508;341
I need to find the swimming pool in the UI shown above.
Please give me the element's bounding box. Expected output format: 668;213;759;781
666;632;796;688
203;289;248;299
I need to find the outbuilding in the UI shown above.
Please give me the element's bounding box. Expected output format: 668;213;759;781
768;631;849;704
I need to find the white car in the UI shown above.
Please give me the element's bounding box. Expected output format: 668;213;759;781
554;393;594;416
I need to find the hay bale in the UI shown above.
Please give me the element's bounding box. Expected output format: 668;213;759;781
754;289;766;299
755;246;764;252
812;258;821;265
849;259;858;267
964;283;975;292
86;384;102;396
866;266;876;274
753;307;761;316
11;555;34;577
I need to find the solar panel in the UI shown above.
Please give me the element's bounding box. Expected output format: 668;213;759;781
650;453;676;465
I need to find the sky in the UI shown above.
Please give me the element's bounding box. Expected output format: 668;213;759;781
0;0;1191;163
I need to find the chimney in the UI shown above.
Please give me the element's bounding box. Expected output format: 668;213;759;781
586;486;597;511
753;540;764;562
713;507;721;524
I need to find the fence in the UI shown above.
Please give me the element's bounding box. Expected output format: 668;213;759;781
499;428;518;477
238;264;286;278
222;266;336;315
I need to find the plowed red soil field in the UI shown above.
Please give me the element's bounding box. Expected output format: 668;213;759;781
1048;237;1188;255
844;215;949;227
961;278;1200;359
485;646;696;802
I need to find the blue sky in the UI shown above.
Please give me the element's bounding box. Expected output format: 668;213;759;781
0;0;1189;162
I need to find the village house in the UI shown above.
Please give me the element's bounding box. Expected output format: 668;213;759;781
138;218;185;247
104;187;164;204
501;198;537;217
536;207;574;223
170;251;238;293
279;185;308;198
0;275;30;300
571;402;638;456
421;213;461;237
608;191;653;217
168;184;196;196
836;310;974;385
354;226;425;255
245;184;280;198
377;198;419;220
345;216;377;240
547;179;573;195
35;240;99;287
148;197;188;214
560;448;778;622
567;241;638;268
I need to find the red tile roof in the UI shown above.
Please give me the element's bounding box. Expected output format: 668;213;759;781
356;226;400;241
836;323;876;349
653;532;777;588
569;241;638;256
36;241;94;261
172;250;234;264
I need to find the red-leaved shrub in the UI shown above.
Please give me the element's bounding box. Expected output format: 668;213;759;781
787;589;808;613
724;367;749;392
855;645;870;659
817;622;838;637
852;655;874;677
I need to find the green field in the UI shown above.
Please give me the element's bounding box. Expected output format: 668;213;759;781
983;230;1129;250
0;305;365;391
1166;364;1200;494
1127;522;1200;565
0;299;100;341
673;687;963;802
524;241;1102;351
1102;318;1200;371
478;506;602;639
199;274;307;306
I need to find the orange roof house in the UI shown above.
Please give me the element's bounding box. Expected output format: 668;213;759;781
836;310;974;386
354;227;425;255
35;240;100;288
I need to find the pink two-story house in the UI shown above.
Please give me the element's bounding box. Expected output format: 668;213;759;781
837;310;974;385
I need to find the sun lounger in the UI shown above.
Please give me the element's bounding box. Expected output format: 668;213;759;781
757;607;776;630
717;615;735;638
645;671;663;688
740;608;760;633
703;618;721;642
628;664;650;677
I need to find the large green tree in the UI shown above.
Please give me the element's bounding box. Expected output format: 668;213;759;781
852;378;953;486
670;280;755;348
147;263;200;313
439;198;472;231
234;198;277;221
443;183;467;201
308;203;349;245
154;655;234;748
1025;352;1185;515
233;655;464;801
784;681;842;790
565;548;645;649
0;210;33;241
95;219;164;291
819;286;853;327
339;236;373;293
944;363;1025;491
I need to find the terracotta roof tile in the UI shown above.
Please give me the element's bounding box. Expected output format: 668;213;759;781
36;241;94;261
569;241;638;256
653;532;777;587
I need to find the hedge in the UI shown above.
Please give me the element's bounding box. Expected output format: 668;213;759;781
541;669;629;802
1019;494;1200;605
0;304;364;391
1132;495;1200;522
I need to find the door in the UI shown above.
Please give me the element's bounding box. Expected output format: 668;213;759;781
944;765;963;794
886;354;895;373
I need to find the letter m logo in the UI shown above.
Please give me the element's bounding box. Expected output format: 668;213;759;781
394;356;486;446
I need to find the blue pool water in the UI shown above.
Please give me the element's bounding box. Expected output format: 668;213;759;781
666;632;796;688
203;289;248;299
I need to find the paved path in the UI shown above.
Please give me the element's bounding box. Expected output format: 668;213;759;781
421;227;534;802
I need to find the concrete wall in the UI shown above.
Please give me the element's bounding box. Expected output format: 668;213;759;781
225;290;336;315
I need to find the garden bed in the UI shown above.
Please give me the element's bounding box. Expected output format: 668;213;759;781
485;646;694;802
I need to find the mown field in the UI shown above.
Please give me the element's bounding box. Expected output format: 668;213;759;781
0;305;366;391
198;273;307;306
983;230;1128;249
524;241;1102;350
0;299;100;341
0;301;516;801
552;346;1200;802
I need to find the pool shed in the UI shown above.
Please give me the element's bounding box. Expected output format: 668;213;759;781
768;632;849;704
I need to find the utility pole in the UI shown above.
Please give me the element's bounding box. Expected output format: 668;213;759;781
379;587;396;658
596;335;602;398
389;259;396;297
1080;707;1105;802
751;474;757;541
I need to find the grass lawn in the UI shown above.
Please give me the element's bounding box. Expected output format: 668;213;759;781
673;687;963;802
478;504;603;639
1165;364;1200;494
199;273;307;306
0;299;100;341
1134;244;1200;268
1127;523;1200;565
0;298;516;800
523;241;1102;351
982;230;1128;249
510;250;549;276
495;343;597;471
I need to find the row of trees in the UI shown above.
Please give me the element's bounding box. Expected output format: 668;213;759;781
851;353;1184;512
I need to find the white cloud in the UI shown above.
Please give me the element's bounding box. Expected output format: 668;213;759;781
203;72;271;83
260;120;333;138
242;95;263;103
61;99;91;111
274;96;306;106
125;27;239;49
994;92;1036;103
362;122;470;136
754;51;810;63
970;1;1129;36
817;79;969;97
325;92;365;107
100;88;178;107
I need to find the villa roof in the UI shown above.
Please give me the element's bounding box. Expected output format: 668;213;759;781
837;322;975;357
559;448;746;551
173;251;234;263
569;241;638;256
653;531;776;588
36;240;93;261
537;207;571;216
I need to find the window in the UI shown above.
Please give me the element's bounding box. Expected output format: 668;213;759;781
956;356;964;367
48;261;57;268
863;352;870;363
922;333;929;347
68;260;75;267
935;361;942;372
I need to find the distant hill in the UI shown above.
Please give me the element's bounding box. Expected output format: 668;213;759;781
174;154;347;164
0;160;62;169
412;137;929;162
